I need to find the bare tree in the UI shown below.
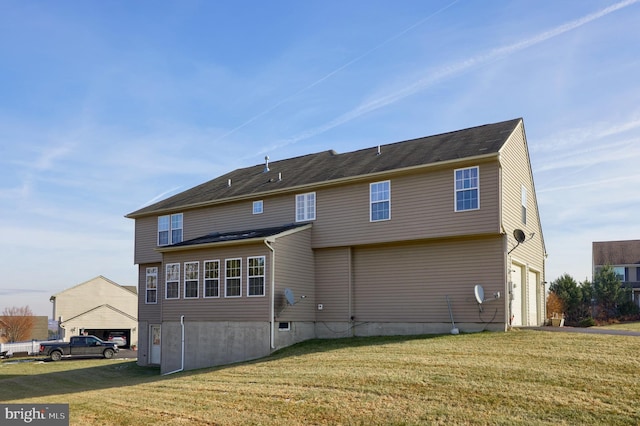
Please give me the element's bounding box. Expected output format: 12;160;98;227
1;306;35;342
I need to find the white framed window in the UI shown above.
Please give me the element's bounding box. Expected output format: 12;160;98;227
184;261;199;298
454;166;479;211
145;267;158;304
225;258;242;297
158;213;183;246
165;263;180;299
613;266;626;281
370;181;390;221
278;322;291;331
204;260;220;298
253;200;263;214
296;192;316;222
247;256;266;297
521;186;527;225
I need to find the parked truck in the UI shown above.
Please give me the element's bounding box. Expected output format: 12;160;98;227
39;335;119;361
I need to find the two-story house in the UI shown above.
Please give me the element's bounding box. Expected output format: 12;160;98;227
50;276;138;348
127;118;546;373
592;240;640;306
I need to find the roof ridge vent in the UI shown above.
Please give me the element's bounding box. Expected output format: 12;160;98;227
264;155;270;173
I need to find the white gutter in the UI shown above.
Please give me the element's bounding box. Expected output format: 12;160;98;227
163;315;185;375
264;239;276;349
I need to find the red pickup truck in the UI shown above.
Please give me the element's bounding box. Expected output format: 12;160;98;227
39;335;119;361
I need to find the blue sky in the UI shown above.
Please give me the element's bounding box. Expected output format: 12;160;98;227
2;0;639;317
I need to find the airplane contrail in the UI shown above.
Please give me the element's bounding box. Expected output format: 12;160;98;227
215;1;460;146
267;0;639;151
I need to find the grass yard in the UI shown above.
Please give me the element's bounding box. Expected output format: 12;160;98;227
599;321;640;332
1;330;639;425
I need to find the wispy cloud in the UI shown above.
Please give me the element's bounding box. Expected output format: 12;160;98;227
139;186;184;209
532;113;640;153
539;174;640;194
535;135;640;175
266;0;639;151
0;288;48;296
216;1;461;146
31;140;77;171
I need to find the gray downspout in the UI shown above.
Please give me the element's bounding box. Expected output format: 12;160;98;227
264;239;276;349
163;315;184;375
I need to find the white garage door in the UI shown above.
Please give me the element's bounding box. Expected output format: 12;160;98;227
511;264;523;326
527;271;538;326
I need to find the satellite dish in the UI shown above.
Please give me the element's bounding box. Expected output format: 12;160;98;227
474;284;485;304
284;288;295;305
513;229;526;243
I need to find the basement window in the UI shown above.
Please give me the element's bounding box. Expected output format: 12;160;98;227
278;322;291;331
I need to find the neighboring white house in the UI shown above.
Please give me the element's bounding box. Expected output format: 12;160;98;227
50;276;138;348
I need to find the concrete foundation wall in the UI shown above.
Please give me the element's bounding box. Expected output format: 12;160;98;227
160;321;271;374
316;321;504;338
148;319;505;373
274;321;315;349
136;321;149;367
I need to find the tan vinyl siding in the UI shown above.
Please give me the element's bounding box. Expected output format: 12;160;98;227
499;123;545;325
134;216;162;264
185;195;294;238
273;229;315;322
159;243;271;322
499;123;545;274
352;237;505;323
313;163;499;248
312;161;501;248
134;194;295;264
314;247;352;322
133;160;503;265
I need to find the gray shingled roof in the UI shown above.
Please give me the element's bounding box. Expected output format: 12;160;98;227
593;240;640;265
162;223;307;249
127;118;522;217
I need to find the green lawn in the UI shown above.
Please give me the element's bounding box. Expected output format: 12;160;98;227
1;330;639;425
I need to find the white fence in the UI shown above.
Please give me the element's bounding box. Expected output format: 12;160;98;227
0;340;59;356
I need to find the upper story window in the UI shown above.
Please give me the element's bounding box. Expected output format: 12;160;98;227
613;266;626;281
165;263;180;299
184;261;199;298
521;186;527;225
455;166;479;211
370;181;391;221
145;267;158;304
253;200;263;215
158;213;183;246
296;192;316;222
247;256;266;297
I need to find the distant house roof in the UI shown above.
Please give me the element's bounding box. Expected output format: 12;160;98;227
127;118;522;218
158;223;310;252
61;304;137;324
50;275;136;300
593;240;640;266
